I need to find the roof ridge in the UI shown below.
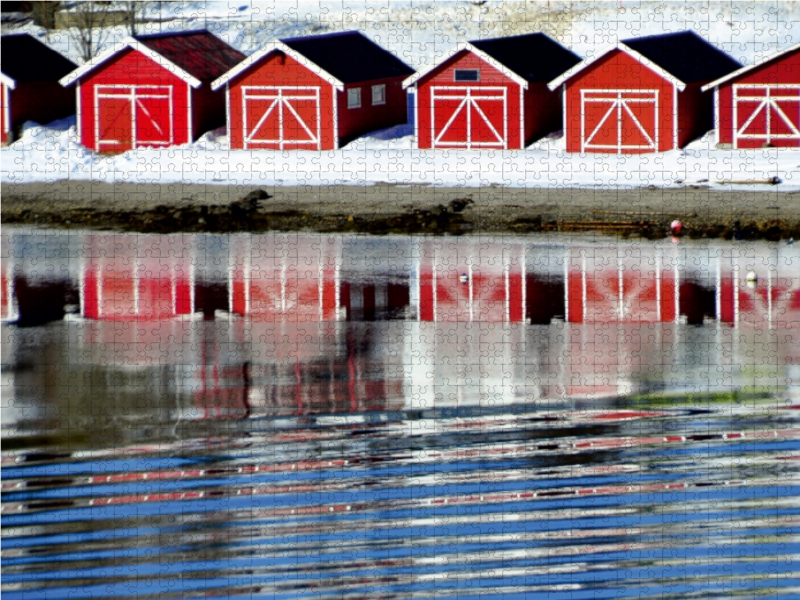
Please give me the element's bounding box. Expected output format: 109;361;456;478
469;31;549;44
281;29;363;43
135;28;211;41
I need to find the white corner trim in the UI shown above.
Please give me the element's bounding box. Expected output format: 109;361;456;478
211;41;344;91
403;42;528;90
1;72;16;90
701;41;800;91
548;44;687;92
59;37;202;88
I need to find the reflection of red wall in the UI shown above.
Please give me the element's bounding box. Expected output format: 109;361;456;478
82;268;192;320
231;265;336;321
418;262;525;322
1;270;15;321
567;268;676;323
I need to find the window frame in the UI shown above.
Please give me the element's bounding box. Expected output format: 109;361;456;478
371;84;386;106
347;87;362;109
454;69;480;83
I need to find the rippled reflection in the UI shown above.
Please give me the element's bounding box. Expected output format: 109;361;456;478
2;230;800;599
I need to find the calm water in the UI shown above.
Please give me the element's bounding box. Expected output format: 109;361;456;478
2;229;800;599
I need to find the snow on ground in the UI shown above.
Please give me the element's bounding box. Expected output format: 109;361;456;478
2;1;800;190
4;118;798;190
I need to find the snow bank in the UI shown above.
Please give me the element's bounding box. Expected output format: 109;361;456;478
3;120;798;191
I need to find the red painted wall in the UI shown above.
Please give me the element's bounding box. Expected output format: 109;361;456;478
11;82;75;133
191;84;226;141
226;51;336;150
336;76;408;146
563;49;676;153
523;81;563;145
715;48;800;148
2;81;75;144
415;50;524;149
77;48;191;153
676;83;713;147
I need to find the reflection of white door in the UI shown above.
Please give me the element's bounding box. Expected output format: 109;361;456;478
733;84;800;148
431;86;507;149
95;85;173;152
581;89;658;153
242;86;321;150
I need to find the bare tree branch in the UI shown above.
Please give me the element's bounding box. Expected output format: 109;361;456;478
66;1;114;62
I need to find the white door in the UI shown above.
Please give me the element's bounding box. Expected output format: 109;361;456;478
733;84;800;148
242;86;321;150
431;86;507;149
95;85;173;153
581;89;659;153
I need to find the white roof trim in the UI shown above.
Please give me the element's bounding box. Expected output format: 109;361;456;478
59;37;202;88
547;43;686;92
211;41;344;91
1;72;16;90
403;42;528;89
701;41;800;91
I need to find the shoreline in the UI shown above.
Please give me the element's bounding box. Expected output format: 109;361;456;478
3;181;800;239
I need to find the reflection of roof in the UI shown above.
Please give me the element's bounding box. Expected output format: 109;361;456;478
281;30;414;83
621;30;742;84
0;34;77;83
469;33;582;83
135;30;245;81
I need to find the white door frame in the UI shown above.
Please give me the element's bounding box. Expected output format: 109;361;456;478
242;86;322;150
732;83;800;148
2;83;10;141
581;89;659;153
94;84;174;152
430;85;508;149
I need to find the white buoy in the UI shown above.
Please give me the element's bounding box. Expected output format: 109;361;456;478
746;271;758;288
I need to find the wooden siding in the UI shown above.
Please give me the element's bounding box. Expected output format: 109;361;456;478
715;48;800;148
415;50;523;149
563;49;676;153
77;48;190;153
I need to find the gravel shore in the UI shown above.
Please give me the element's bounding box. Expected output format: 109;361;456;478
3;180;800;239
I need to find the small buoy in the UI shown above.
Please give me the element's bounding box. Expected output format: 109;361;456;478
788;238;794;245
746;271;758;288
670;220;683;233
460;273;469;284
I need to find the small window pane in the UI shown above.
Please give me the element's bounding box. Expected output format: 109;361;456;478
348;88;361;109
372;84;386;106
454;69;479;82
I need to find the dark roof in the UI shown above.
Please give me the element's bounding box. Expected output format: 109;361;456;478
621;30;742;83
281;31;414;84
469;33;582;83
1;33;77;83
136;30;245;81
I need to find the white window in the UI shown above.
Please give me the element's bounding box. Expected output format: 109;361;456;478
372;84;386;106
454;69;479;82
348;87;361;109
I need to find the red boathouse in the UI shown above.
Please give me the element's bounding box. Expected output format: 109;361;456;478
403;33;581;150
548;31;742;154
59;30;244;153
702;42;800;149
212;31;414;150
1;34;77;145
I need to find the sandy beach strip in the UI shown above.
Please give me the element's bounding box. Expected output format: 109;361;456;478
3;181;799;239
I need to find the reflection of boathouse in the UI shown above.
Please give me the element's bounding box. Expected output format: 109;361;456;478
2;231;800;411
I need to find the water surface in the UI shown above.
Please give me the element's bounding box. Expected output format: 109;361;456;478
2;229;799;598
